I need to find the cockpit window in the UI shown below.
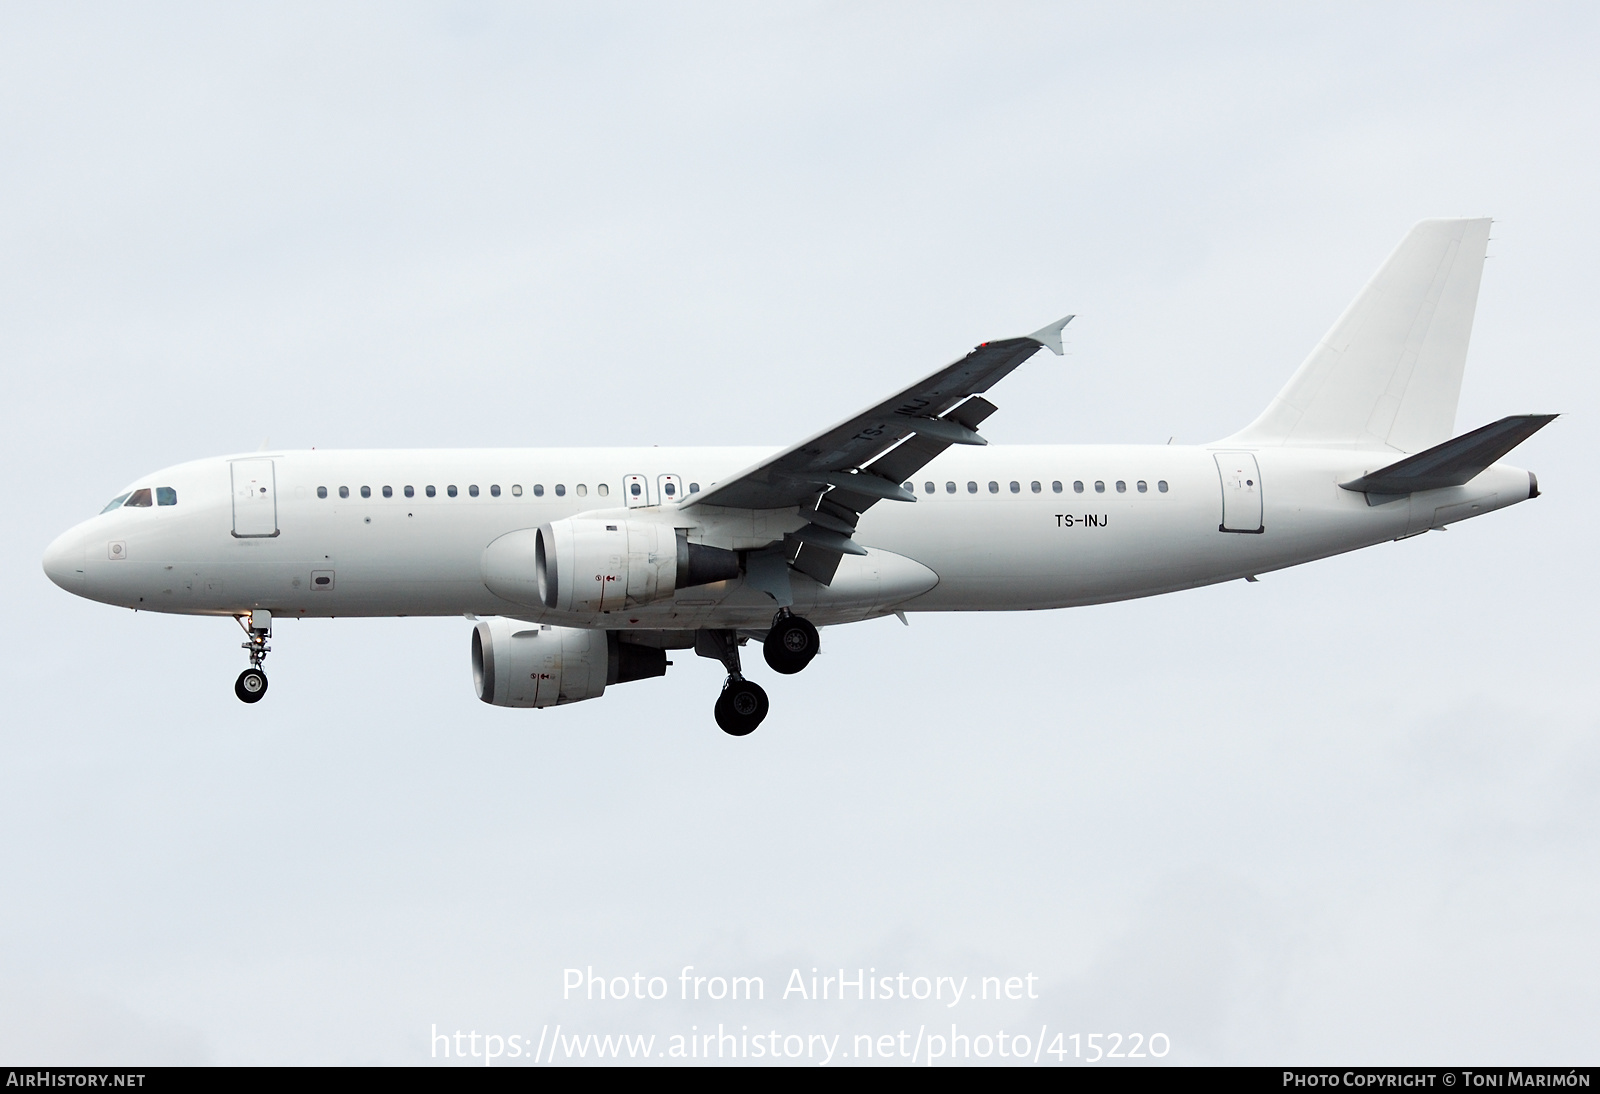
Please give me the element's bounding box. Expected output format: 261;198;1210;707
100;492;130;514
156;487;177;506
124;488;153;508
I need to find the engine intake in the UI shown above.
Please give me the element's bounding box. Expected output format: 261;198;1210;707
471;618;667;708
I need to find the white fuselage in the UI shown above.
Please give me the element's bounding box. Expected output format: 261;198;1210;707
43;444;1535;632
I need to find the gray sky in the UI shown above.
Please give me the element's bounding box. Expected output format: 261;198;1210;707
2;1;1595;1065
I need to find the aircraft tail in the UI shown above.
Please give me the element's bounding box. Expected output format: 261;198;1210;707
1225;218;1492;452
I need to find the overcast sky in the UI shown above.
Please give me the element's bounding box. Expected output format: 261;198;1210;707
2;1;1596;1066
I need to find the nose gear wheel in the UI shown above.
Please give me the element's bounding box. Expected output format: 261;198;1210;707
235;669;268;703
234;613;273;704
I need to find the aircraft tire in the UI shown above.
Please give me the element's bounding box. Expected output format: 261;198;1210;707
714;679;768;736
235;669;269;704
763;616;819;675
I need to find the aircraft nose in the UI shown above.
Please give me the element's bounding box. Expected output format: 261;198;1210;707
42;527;86;592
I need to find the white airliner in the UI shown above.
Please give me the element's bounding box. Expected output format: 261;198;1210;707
43;218;1552;734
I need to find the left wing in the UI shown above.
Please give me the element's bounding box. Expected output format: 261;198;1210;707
684;315;1073;583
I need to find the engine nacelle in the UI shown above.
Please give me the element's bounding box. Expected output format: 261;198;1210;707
482;519;741;613
471;618;667;708
537;518;677;612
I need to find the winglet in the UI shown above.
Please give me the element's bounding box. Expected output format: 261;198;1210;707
1026;314;1075;356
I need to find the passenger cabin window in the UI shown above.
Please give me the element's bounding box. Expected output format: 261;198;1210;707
340;486;350;499
1031;481;1041;493
924;481;935;494
1158;480;1169;493
1010;481;1021;493
967;481;977;493
946;482;956;494
469;485;480;497
1073;481;1084;493
1137;480;1148;493
124;488;153;508
404;486;414;498
555;484;566;497
1052;481;1063;493
360;486;371;498
1116;480;1126;493
382;486;393;498
447;485;458;497
988;481;999;493
490;485;501;497
426;485;436;497
577;484;589;497
316;486;328;499
101;492;131;513
600;483;613;496
1095;481;1105;493
533;484;545;497
512;485;523;497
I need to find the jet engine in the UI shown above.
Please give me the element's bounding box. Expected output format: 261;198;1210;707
471;618;667;707
483;520;740;613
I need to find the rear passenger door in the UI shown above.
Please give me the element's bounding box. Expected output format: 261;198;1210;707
1214;453;1263;534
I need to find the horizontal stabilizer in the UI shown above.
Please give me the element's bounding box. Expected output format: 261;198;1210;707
1339;414;1556;495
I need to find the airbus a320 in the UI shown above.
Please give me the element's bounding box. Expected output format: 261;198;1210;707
43;219;1553;734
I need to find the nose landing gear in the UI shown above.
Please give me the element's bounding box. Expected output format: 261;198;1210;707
234;611;272;704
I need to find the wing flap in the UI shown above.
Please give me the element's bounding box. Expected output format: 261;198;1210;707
944;396;999;430
791;542;844;585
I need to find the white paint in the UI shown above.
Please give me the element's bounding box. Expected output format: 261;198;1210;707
38;219;1544;714
42;441;1534;627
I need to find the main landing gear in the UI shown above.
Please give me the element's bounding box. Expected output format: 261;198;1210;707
696;628;768;736
763;609;819;675
715;678;769;737
697;612;821;736
234;611;272;704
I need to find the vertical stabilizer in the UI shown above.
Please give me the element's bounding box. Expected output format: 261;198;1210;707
1226;218;1492;452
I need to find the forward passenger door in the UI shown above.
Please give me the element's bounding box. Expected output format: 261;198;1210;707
231;459;279;538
